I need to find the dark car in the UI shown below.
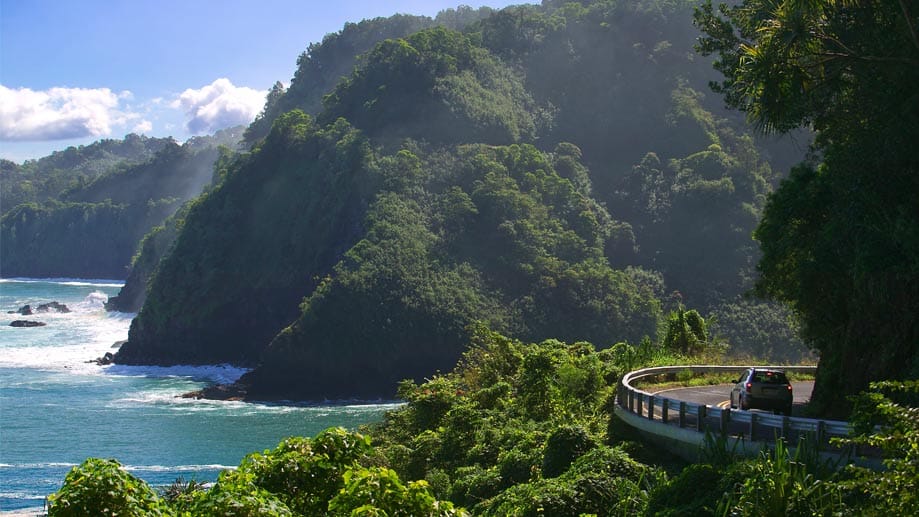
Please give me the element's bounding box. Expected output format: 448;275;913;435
729;368;793;415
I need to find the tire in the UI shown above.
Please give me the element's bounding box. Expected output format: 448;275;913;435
740;394;749;411
729;393;736;409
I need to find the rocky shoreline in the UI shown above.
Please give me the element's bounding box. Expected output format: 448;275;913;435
7;301;70;315
7;301;72;328
180;382;249;402
94;340;254;402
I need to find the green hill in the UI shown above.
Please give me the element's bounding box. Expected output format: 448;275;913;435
0;127;242;279
114;0;808;399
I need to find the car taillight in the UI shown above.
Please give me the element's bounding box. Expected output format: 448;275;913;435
746;382;752;393
787;385;793;391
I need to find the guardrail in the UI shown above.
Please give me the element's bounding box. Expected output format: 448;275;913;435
615;365;862;463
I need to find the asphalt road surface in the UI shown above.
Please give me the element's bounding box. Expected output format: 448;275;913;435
650;381;815;415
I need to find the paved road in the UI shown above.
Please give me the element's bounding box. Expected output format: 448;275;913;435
650;381;815;415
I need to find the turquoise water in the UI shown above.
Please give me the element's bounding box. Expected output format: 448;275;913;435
0;279;397;512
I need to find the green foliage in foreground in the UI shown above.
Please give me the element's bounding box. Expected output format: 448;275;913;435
49;428;462;517
48;458;171;516
646;381;919;517
364;327;665;515
49;331;919;515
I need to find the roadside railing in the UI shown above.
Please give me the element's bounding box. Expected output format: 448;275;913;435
616;365;855;456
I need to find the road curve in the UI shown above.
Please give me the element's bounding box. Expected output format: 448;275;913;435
650;381;815;414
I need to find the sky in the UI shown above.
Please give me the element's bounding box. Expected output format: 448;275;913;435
0;0;524;163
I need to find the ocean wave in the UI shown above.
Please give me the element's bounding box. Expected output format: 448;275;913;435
123;464;236;473
0;292;133;374
0;462;77;469
73;291;109;311
0;278;124;288
0;491;48;500
110;391;301;413
105;364;249;385
0;462;234;473
107;389;402;414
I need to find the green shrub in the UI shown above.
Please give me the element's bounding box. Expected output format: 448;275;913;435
328;466;467;516
190;469;293;516
542;425;596;478
160;477;207;514
564;446;653;484
483;474;647;517
498;446;540;488
483;445;655;516
237;427;371;515
48;458;171;516
662;307;708;356
646;464;723;517
833;380;919;515
450;465;502;509
716;440;843;517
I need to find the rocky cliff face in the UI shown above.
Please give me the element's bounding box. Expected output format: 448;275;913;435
115;115;377;368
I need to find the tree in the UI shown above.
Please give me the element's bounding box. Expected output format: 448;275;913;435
695;0;919;416
662;306;708;356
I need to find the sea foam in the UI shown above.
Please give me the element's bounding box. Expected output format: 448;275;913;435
105;363;249;385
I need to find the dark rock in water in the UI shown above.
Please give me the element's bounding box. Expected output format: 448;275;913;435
36;301;71;313
89;352;116;365
10;320;46;327
10;304;33;315
112;340;127;349
181;382;248;402
9;301;71;315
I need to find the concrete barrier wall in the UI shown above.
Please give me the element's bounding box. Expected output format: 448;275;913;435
614;365;878;467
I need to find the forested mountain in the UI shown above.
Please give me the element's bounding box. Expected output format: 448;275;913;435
0;127;243;279
1;133;173;210
37;1;919;514
114;0;809;400
243;6;497;146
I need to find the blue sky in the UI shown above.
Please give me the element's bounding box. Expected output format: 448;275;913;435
0;0;523;162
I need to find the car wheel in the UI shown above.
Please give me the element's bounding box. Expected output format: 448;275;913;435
729;393;735;409
784;405;793;416
740;394;749;410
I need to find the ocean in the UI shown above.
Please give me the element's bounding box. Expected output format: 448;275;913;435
0;279;397;513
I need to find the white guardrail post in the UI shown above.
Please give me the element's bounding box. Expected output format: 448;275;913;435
614;365;865;464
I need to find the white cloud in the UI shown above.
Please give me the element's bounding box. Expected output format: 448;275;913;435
0;85;138;141
171;78;266;135
133;119;153;133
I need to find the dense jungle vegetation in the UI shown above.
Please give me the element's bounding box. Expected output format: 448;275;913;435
49;328;919;515
9;0;916;513
0;127;243;279
695;0;919;416
114;0;815;402
3;0;914;418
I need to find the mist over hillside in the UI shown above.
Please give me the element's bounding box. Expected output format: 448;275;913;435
2;0;811;399
106;0;810;400
0;127;244;279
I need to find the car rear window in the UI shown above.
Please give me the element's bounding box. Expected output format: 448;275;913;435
753;371;788;384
